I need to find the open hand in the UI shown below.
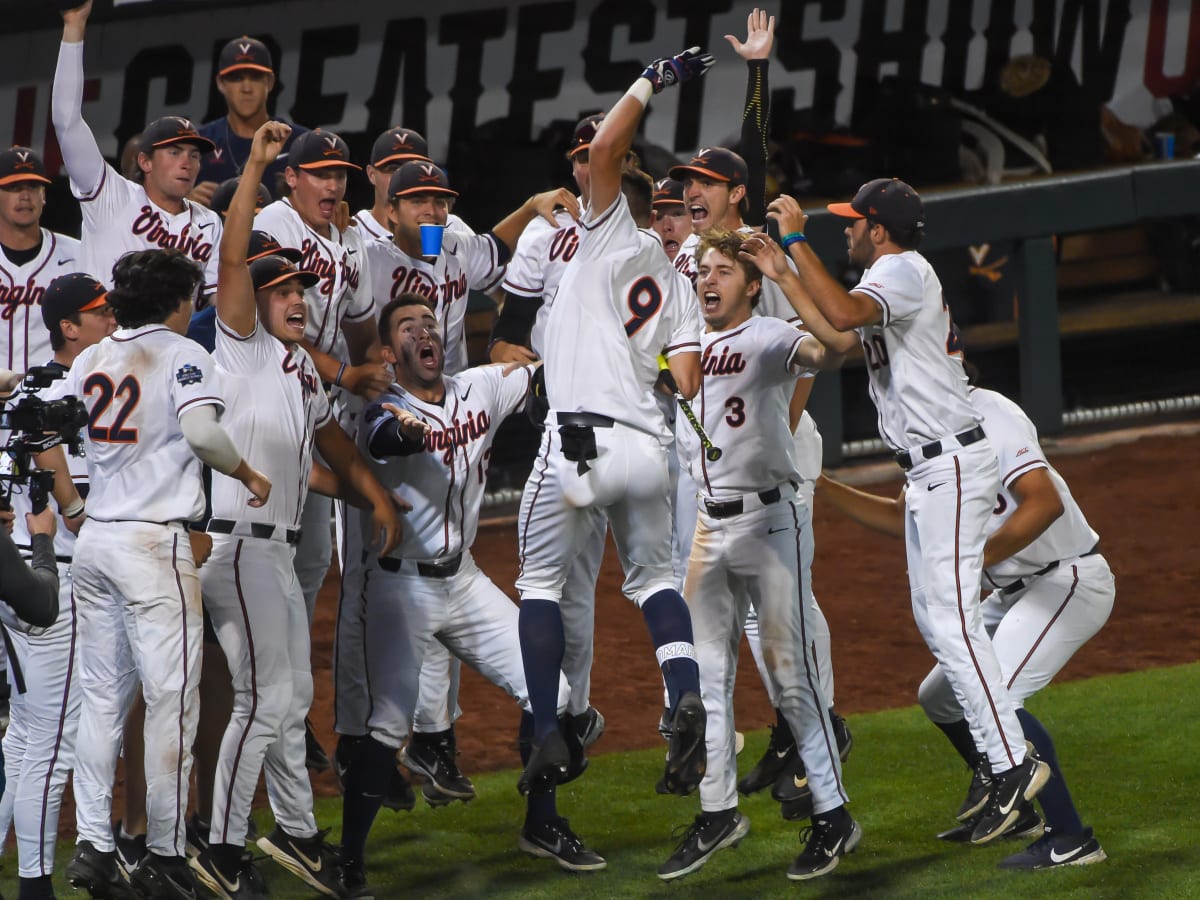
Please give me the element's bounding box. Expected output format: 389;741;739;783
725;8;775;61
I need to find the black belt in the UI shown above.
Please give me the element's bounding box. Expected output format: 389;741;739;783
704;486;782;519
207;518;301;545
378;552;463;579
557;412;615;428
895;425;986;471
999;543;1102;596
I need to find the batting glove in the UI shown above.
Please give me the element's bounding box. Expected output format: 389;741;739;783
641;47;716;93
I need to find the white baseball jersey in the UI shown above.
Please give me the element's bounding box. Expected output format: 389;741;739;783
254;199;373;359
674;231;700;284
681;318;816;498
545;192;701;441
852;250;979;449
364;231;504;375
64;327;223;522
211;317;332;528
501;207;579;358
0;232;80;370
361;364;530;560
972;388;1099;586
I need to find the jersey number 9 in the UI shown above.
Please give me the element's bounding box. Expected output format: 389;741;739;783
624;276;663;337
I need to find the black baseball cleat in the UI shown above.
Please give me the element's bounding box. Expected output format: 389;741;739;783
184;814;210;860
562;706;606;784
517;729;570;796
661;692;707;796
335;856;375;899
305;717;331;772
738;720;796;796
256;826;343;897
937;801;1042;843
400;728;476;800
130;852;200;900
112;821;147;882
382;763;417;812
772;757;814;821
970;753;1051;845
518;816;607;872
957;761;993;822
657;810;750;881
66;840;139;899
831;710;854;762
998;826;1107;870
189;846;269;899
787;812;862;881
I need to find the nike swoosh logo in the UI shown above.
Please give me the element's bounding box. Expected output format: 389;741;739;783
794;774;809;789
214;868;241;892
825;835;845;857
767;527;789;535
1049;846;1083;863
198;222;214;230
347;248;358;255
363;792;383;799
927;482;945;491
288;840;323;872
774;749;790;759
57;257;72;265
696;831;722;853
461;385;472;400
997;791;1018;816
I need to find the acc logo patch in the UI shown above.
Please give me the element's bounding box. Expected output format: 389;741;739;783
176;364;204;386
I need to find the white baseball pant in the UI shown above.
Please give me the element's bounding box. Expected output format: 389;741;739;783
904;439;1026;772
686;489;848;814
919;553;1115;722
202;535;317;846
71;520;201;857
0;570;80;877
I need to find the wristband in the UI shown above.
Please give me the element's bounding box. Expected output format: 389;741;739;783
62;498;85;518
334;362;347;388
626;78;654;107
781;232;807;248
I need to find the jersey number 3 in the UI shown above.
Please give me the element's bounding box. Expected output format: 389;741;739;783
623;276;663;336
85;373;141;443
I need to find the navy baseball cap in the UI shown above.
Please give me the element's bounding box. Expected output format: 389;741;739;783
248;231;302;263
210;177;272;218
827;177;925;233
370;127;431;168
140;116;216;154
288;129;361;171
218;36;273;78
669;147;748;186
652;177;684;208
568;114;604;158
0;146;52;187
249;255;319;292
389;161;458;198
41;273;108;332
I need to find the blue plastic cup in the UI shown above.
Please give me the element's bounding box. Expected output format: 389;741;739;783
1155;132;1175;160
420;223;445;258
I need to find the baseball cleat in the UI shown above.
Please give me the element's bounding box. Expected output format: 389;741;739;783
937;802;1042;843
130;852;201;900
518;816;607;872
66;840;139;899
831;710;854;762
970;754;1051;845
661;692;707;796
113;820;148;881
400;728;477;800
787;812;862;881
772;758;814;821
738;720;796;795
997;826;1107;870
335;856;375;899
562;706;605;784
957;761;994;822
184;814;210;860
189;846;269;899
657;810;750;881
256;826;343;897
382;764;417;812
517;730;570;796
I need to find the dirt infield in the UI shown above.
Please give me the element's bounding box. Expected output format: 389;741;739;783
304;424;1200;793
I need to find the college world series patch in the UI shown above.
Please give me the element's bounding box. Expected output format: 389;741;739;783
176;363;204;386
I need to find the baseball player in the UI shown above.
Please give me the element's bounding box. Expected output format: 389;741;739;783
0;273;111;900
818;384;1112;870
0;147;80;372
755;181;1050;844
336;294;572;898
192;35;310;206
207;177;272;221
353;126;475;246
53;3;222;292
660;230;855;882
650;177;689;263
513;48;714;872
62;247;270;900
191;122;402;899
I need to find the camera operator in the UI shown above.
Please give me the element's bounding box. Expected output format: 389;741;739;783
0;272;113;899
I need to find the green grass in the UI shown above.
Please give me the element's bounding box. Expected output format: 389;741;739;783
7;664;1199;898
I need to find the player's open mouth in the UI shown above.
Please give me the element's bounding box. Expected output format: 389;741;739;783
286;311;305;327
319;199;335;216
703;291;721;311
690;206;708;224
418;345;437;364
664;240;679;253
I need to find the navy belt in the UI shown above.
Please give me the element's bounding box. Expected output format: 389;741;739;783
704;486;782;519
896;425;986;471
999;543;1102;596
558;411;615;428
378;552;463;579
207;518;301;545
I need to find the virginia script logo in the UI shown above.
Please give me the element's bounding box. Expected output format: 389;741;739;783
131;207;214;262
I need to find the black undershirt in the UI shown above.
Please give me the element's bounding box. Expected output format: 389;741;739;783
1;237;43;267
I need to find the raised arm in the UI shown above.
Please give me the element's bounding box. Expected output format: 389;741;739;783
590;47;716;214
727;7;775;227
491;190;580;252
53;2;106;198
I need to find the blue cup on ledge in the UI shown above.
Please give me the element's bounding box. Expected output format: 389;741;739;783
1154;132;1175;160
420;223;445;259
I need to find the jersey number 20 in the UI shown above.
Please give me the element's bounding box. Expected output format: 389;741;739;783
623;276;663;336
85;373;141;443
